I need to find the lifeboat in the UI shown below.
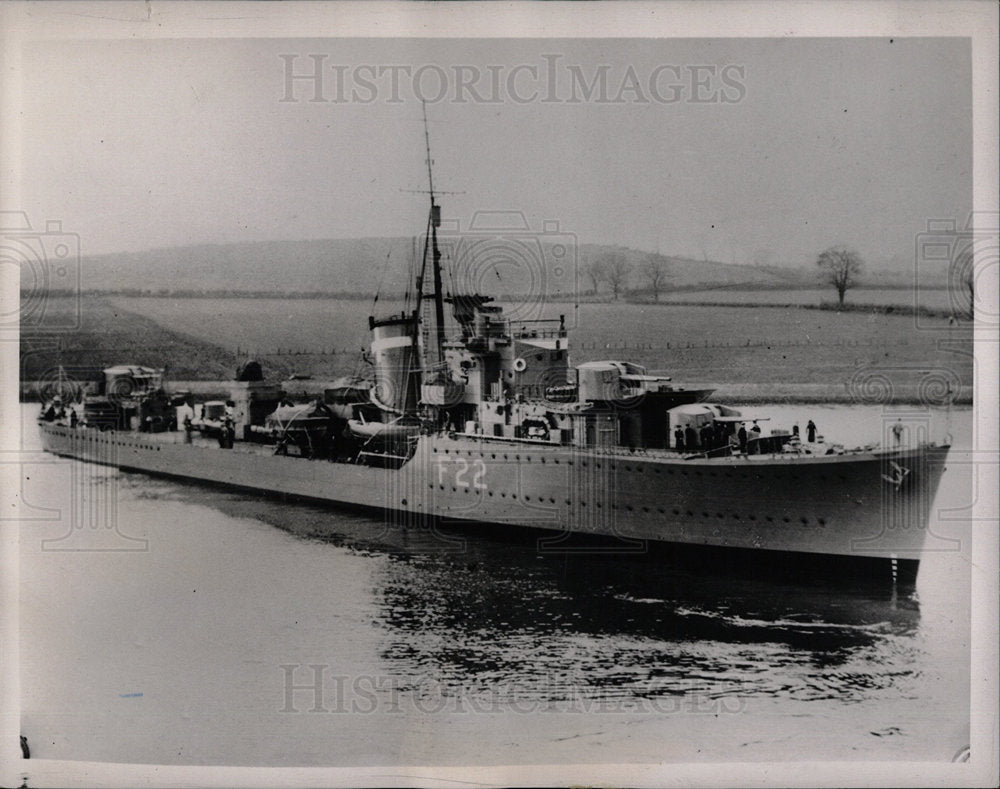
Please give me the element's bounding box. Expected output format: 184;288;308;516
347;416;422;441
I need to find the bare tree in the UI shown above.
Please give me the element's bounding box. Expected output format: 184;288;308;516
583;259;607;295
604;253;631;300
816;246;863;307
640;254;669;301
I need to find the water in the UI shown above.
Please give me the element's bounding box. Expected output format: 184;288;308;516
18;404;972;766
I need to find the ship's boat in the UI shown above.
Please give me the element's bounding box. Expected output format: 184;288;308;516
347;417;422;441
35;105;952;585
264;400;340;458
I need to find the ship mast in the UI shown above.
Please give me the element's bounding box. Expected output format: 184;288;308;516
422;100;446;368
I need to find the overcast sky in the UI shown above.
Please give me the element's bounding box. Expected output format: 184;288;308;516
20;36;970;266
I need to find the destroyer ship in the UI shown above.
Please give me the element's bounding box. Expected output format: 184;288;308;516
36;117;950;585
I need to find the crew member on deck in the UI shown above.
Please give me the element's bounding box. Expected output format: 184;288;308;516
807;419;817;443
685;424;698;450
737;422;748;454
700;422;714;450
674;426;685;451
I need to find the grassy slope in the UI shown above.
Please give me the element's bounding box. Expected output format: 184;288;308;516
18;297;292;388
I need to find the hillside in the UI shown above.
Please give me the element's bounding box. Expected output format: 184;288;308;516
23;237;943;299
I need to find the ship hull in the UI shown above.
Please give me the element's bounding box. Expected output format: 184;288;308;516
37;422;948;575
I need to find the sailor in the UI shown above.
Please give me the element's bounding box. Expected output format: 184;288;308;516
737;422;748;454
750;420;761;435
183;414;193;444
807;419;817;443
69;408;78;428
684;424;698;449
892;418;904;446
700;421;714;450
792;424;800;440
674;426;685;451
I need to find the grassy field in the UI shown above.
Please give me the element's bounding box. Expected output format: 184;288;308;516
95;296;973;392
648;286;959;311
19;297;275;390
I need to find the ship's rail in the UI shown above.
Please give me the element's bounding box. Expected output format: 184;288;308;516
441;429;940;462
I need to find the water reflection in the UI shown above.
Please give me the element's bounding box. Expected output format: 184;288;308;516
370;538;923;707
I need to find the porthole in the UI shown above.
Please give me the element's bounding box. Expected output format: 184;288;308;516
800;517;809;525
818;518;826;526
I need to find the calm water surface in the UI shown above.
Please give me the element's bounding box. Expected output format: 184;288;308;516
18;404;971;766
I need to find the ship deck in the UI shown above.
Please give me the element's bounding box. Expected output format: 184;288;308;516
43;421;935;467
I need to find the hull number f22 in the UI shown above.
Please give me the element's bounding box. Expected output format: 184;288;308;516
437;456;487;490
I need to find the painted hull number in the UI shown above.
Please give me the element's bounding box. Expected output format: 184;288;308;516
438;456;488;489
